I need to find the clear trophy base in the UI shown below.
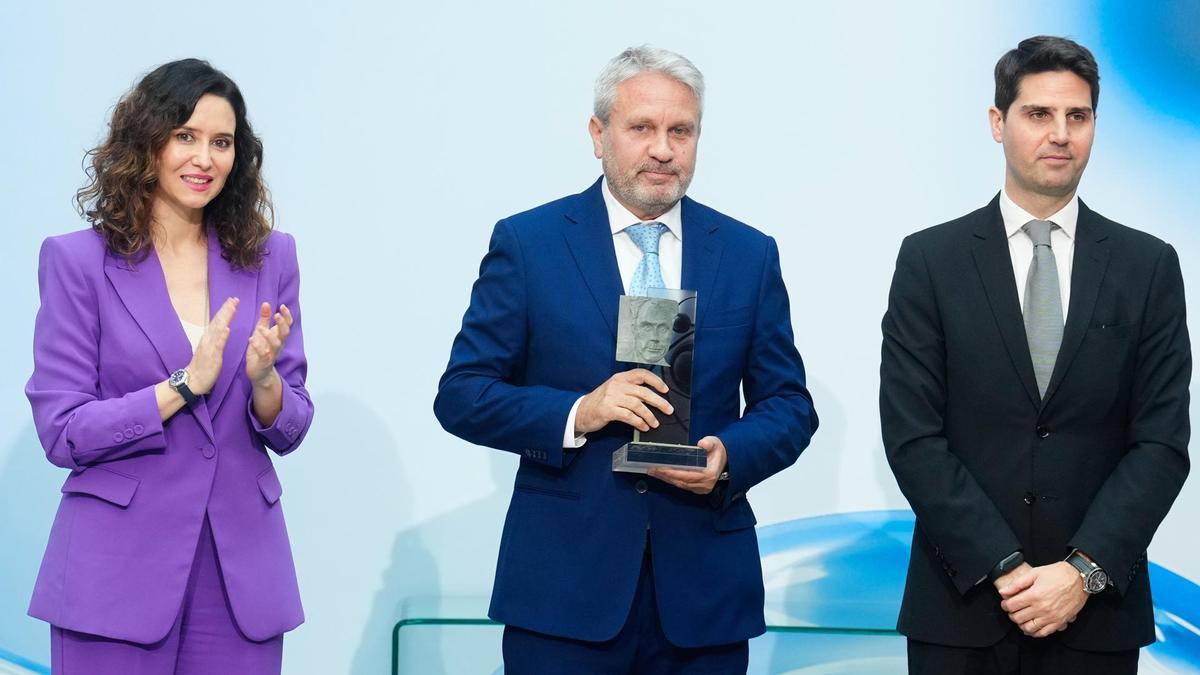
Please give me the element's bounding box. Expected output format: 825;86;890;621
612;441;706;474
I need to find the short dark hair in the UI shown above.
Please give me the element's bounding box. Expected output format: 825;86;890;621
994;36;1100;117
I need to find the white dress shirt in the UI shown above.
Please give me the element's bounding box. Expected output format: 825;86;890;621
1000;189;1077;316
561;180;685;447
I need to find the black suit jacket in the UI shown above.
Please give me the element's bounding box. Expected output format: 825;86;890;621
879;194;1190;650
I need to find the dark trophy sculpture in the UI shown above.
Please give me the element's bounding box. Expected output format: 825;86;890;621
612;290;705;474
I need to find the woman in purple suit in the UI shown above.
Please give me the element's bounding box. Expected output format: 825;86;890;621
25;59;314;674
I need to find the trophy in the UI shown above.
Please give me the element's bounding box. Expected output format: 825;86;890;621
612;289;706;474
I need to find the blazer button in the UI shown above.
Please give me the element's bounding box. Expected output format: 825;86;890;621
112;432;124;443
635;480;648;494
133;424;144;435
200;444;216;459
1023;492;1036;505
123;428;135;440
1036;425;1049;439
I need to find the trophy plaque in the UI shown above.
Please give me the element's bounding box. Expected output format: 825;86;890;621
612;289;706;474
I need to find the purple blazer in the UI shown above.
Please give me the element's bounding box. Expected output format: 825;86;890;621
25;228;314;644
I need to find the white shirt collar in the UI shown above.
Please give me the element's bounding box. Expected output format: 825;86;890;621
1000;189;1079;241
601;178;684;241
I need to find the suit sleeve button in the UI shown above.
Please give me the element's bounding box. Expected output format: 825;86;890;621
133;424;144;435
113;432;124;443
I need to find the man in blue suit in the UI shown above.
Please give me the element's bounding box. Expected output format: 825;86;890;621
435;45;817;673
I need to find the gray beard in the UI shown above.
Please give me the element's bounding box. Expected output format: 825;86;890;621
602;156;691;218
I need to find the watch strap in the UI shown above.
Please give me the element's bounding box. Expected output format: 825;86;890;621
176;381;199;405
1066;549;1100;575
988;550;1024;582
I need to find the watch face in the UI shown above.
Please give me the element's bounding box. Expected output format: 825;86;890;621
169;369;188;388
1085;569;1109;593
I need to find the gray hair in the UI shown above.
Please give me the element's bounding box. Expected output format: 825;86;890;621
593;45;705;125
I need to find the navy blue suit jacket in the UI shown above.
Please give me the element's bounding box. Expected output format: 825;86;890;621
435;178;817;647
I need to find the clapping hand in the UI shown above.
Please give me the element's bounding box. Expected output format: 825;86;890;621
186;297;239;395
246;302;293;387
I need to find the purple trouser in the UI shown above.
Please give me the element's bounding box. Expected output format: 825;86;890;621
50;516;283;675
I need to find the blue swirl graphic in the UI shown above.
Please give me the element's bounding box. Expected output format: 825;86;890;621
755;510;1200;672
1097;0;1200;122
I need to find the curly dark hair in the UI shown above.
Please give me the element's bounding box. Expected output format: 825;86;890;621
76;58;272;268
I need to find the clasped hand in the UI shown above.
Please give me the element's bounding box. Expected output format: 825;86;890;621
995;561;1087;638
184;298;293;394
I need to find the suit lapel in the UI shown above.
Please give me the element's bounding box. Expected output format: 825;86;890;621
563;179;625;339
104;248;194;377
1042;201;1110;407
205;229;259;415
970;196;1041;409
104;242;219;442
680;197;723;320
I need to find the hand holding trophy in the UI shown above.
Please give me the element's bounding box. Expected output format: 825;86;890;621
612;290;707;474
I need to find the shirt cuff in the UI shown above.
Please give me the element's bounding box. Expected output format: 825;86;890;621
563;396;587;449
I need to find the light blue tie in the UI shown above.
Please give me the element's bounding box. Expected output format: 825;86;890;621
626;222;668;296
1023;220;1064;398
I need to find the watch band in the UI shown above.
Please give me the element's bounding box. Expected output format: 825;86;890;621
176;381;199;405
988;550;1025;582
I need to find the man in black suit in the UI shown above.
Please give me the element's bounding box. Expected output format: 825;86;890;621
880;35;1190;674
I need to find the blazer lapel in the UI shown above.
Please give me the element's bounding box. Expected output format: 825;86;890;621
970;196;1041;409
563;179;625;339
103;248;194;377
205;229;259;415
1041;201;1110;407
104;244;218;443
680;197;723;321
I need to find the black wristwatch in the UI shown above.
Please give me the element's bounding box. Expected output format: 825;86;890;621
988;550;1025;582
169;368;200;405
1066;549;1109;594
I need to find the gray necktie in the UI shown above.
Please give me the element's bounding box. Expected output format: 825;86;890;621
1022;220;1064;398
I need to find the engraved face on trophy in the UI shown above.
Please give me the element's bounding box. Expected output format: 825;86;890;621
633;299;676;364
617;296;677;366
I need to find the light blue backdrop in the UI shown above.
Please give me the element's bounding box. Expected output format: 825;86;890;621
2;1;1198;673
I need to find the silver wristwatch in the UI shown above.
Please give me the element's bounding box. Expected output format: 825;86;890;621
1066;549;1109;594
169;368;200;405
